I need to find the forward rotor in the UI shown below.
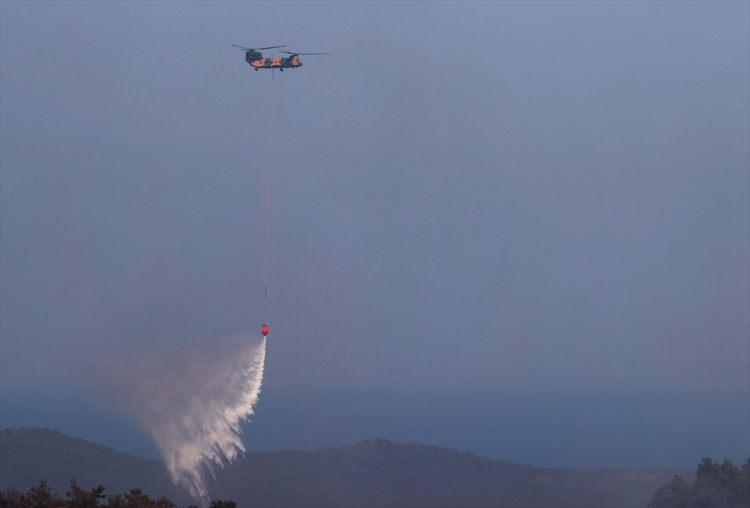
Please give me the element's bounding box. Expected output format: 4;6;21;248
232;44;286;51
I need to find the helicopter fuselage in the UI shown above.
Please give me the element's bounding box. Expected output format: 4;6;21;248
246;51;302;70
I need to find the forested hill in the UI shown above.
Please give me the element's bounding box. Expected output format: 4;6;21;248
2;428;680;508
0;428;188;503
649;457;750;508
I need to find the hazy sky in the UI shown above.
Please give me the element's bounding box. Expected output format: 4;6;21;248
1;1;748;467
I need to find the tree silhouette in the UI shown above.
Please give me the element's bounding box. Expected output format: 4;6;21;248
650;457;750;508
0;481;233;508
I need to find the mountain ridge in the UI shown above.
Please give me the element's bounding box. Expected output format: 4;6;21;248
1;428;680;507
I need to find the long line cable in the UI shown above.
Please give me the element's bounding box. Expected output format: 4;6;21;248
263;77;275;319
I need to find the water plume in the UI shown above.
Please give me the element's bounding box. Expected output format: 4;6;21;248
109;335;267;501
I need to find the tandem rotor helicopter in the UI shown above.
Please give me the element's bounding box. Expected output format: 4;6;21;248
236;44;329;339
232;44;329;72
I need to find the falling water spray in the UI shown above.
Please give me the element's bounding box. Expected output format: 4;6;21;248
108;335;267;501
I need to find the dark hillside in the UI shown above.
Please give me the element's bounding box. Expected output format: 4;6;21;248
0;428;186;503
1;429;679;508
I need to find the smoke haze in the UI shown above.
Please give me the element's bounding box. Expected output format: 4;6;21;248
1;0;748;474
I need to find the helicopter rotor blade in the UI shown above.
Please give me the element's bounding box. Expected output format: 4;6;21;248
282;51;330;56
233;44;286;51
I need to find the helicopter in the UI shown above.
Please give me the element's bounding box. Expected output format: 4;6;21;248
232;44;329;71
